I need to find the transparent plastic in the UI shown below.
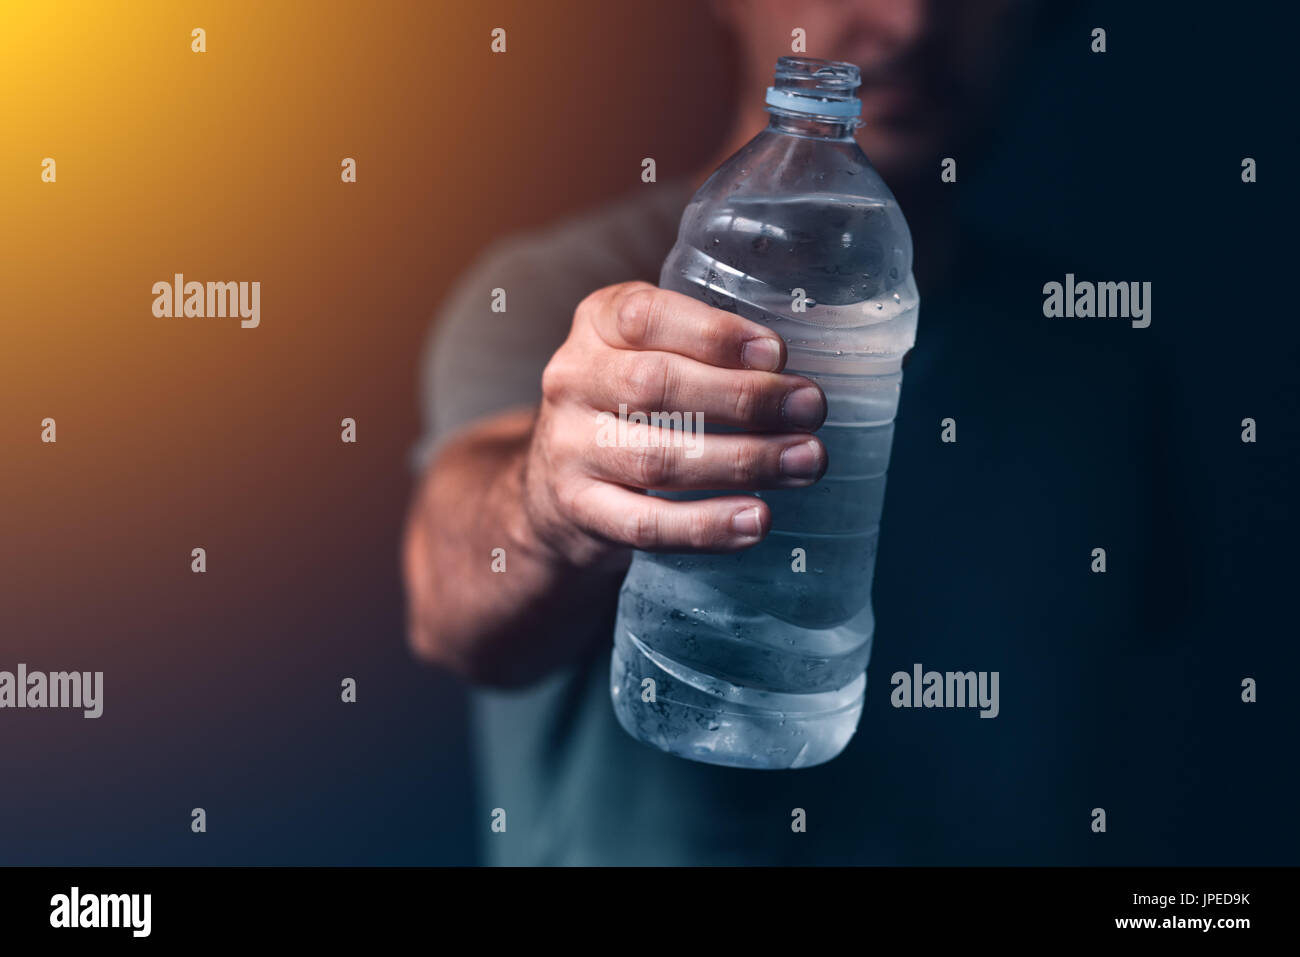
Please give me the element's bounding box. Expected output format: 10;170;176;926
610;57;920;769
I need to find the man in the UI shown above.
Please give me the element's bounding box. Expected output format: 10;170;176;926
404;0;1189;864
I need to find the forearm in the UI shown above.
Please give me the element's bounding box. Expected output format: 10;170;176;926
402;407;627;687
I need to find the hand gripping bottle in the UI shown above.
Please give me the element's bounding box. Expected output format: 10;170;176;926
611;56;919;769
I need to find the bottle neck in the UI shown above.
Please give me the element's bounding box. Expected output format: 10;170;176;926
765;57;862;141
766;111;857;141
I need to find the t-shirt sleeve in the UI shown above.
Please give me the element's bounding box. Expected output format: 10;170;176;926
410;184;690;473
409;236;585;472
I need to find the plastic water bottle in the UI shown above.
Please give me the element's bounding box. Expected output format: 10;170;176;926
610;56;920;769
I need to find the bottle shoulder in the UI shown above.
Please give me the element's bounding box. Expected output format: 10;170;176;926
694;129;899;208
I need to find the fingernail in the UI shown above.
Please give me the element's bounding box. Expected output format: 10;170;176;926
741;337;782;371
782;386;825;430
780;439;823;479
731;506;763;538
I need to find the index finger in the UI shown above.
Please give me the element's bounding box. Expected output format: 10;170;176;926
588;282;788;373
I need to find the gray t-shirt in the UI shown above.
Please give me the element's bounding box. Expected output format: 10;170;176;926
415;179;1179;866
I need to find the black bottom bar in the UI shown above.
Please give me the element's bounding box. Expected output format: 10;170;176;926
1;866;1279;943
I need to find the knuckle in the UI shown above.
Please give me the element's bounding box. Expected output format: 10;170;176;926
624;352;670;408
615;286;656;346
697;315;732;357
540;354;571;403
553;478;582;521
623;506;661;549
731;440;760;482
731;377;763;424
540;422;575;475
549;459;600;524
627;443;674;488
